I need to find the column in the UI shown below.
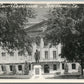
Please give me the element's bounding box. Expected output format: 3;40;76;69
15;65;18;74
32;43;37;62
6;65;10;74
22;64;24;75
59;62;62;74
57;43;61;59
0;65;3;74
48;48;50;60
40;38;44;61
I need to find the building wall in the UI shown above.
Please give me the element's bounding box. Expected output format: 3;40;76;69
0;47;32;64
30;37;80;75
0;37;81;75
0;47;32;75
0;63;25;75
67;62;80;73
0;48;23;63
32;38;64;62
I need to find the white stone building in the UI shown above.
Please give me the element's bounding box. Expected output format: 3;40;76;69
0;21;80;76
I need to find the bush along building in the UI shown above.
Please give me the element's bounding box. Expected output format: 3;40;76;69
0;21;81;77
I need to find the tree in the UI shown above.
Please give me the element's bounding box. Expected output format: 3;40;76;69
0;4;35;55
45;4;84;76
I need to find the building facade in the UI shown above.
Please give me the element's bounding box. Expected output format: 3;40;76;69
31;38;80;76
0;21;81;77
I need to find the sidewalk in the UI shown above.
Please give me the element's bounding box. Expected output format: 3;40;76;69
0;74;31;79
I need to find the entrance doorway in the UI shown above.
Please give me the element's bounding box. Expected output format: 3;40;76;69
44;64;49;73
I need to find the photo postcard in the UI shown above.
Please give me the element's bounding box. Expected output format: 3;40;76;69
0;0;83;83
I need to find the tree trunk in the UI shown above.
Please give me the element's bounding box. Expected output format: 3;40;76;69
80;59;83;76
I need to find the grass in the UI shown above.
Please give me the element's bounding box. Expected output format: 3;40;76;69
47;73;84;79
54;75;80;79
0;75;31;79
0;72;84;79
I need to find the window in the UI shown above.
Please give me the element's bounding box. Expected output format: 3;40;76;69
18;52;23;56
18;65;22;71
72;64;76;69
53;64;57;70
29;64;31;70
1;65;6;71
53;51;56;59
2;52;6;56
44;64;50;73
10;65;13;71
45;51;48;59
1;66;4;71
62;63;64;69
10;52;14;56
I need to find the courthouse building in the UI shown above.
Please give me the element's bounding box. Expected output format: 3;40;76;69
0;21;80;76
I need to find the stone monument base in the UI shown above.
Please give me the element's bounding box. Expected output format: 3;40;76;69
31;64;44;79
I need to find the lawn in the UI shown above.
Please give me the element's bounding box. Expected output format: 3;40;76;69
47;74;84;79
0;75;31;79
54;75;80;79
0;73;84;79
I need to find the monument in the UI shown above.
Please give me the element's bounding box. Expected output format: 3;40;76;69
31;50;44;79
34;50;40;63
31;64;44;79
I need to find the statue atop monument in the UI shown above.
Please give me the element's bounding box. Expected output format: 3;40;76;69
34;49;40;63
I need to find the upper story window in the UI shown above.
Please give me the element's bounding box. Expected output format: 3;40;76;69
10;52;14;56
72;64;76;69
53;51;56;59
45;51;48;59
2;52;6;56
